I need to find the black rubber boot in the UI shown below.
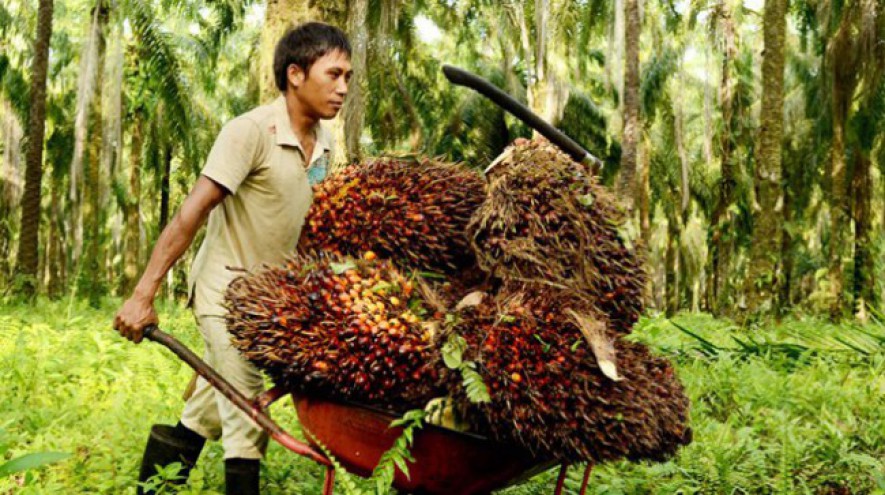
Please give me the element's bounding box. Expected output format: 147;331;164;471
137;423;206;495
225;458;260;495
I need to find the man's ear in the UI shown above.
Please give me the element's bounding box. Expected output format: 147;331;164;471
287;64;306;89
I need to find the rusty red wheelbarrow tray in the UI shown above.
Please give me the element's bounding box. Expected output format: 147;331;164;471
143;325;593;494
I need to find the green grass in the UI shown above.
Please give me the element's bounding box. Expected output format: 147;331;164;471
2;301;885;493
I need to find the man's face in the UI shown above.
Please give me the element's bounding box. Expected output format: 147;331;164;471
288;49;353;120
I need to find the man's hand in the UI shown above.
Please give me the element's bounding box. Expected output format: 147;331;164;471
114;294;158;344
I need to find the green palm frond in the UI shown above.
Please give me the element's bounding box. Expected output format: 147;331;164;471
125;0;197;164
0;54;29;122
640;47;680;121
0;3;12;35
437;87;510;168
556;90;620;180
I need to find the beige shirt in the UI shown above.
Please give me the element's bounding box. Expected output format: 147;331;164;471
188;96;333;316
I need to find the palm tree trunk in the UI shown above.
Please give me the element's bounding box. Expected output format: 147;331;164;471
617;0;640;218
745;0;786;317
159;143;172;232
69;1;107;278
78;1;108;308
530;0;548;120
665;216;679;316
709;2;737;315
14;0;54;298
46;174;63;299
121;113;143;295
639;133;651;248
341;0;367;163
779;154;794;311
852;149;874;319
1;104;24;286
828;95;850;319
825;9;859;320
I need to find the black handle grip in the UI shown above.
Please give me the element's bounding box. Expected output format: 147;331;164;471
442;65;603;172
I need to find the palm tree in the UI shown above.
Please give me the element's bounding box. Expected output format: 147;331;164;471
817;0;884;318
342;0;369;162
745;0;786;317
616;0;640;221
14;0;54;298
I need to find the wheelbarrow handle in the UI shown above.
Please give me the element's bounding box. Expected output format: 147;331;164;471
441;64;604;173
142;325;331;467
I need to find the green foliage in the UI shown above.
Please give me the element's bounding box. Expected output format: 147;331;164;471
308;409;425;495
442;334;490;403
0;450;71;478
369;409;425;494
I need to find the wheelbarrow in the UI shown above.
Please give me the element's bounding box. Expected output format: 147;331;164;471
141;66;605;494
144;325;593;494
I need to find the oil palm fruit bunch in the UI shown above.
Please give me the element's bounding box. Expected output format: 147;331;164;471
298;158;486;273
467;139;647;335
443;287;691;463
224;252;446;410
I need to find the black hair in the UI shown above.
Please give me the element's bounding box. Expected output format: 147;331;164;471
273;22;352;92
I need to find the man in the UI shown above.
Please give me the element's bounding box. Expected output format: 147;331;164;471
113;23;352;495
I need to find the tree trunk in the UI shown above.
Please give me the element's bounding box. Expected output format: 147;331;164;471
46;174;64;299
1;104;24;286
852;150;874;319
665;217;679;316
745;0;786;317
639;133;651;248
69;1;107;277
341;0;367;163
609;0;625;126
709;2;737;315
779;153;794;312
77;1;108;308
14;0;54;297
121;113;143;295
703;45;714;166
616;0;640;217
825;11;858;319
159;143;172;232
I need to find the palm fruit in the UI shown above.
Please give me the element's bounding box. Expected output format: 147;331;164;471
298;158;487;273
443;287;691;463
467;139;647;335
224;253;445;410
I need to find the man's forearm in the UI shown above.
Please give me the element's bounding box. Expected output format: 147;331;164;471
131;207;207;302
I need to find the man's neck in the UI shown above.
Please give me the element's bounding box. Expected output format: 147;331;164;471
283;92;319;145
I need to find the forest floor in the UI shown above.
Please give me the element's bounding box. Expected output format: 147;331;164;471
2;299;885;494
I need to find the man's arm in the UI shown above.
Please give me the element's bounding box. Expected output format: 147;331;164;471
113;176;228;343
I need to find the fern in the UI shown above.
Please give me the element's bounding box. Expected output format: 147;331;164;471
369;409;425;494
443;334;491;403
308;410;427;495
308;438;367;495
461;363;491;403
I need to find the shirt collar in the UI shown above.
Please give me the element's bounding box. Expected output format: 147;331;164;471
272;96;332;159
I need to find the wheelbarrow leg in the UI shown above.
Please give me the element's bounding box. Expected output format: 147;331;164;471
578;463;593;495
553;464;568;495
322;466;335;495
